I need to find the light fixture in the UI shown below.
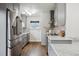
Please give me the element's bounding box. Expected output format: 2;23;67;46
25;10;32;16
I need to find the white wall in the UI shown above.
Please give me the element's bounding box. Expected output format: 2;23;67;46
0;7;6;56
20;3;55;42
26;11;50;42
27;16;42;42
66;3;79;39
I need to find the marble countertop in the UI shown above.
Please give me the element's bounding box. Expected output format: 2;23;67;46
50;40;79;56
48;35;72;40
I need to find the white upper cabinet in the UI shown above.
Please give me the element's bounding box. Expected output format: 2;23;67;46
54;3;66;26
13;3;20;16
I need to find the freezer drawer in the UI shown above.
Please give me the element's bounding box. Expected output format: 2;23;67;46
11;44;22;56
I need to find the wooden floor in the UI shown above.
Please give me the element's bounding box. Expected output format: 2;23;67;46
21;42;48;56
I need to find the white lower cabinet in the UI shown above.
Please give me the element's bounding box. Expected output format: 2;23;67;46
48;43;57;56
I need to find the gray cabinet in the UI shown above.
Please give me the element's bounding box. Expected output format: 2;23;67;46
11;43;22;56
22;33;29;48
16;17;22;35
11;33;30;56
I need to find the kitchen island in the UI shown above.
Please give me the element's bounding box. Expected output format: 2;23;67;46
47;36;79;56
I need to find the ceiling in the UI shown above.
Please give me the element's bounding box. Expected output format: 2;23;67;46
20;3;56;16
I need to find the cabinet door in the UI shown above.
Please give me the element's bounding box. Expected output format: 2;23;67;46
48;43;57;56
11;46;18;56
11;44;22;56
54;3;66;26
27;33;30;42
16;17;22;35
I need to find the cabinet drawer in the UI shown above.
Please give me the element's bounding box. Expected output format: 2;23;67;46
48;44;57;56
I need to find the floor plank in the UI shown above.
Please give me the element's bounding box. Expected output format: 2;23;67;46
21;42;48;56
